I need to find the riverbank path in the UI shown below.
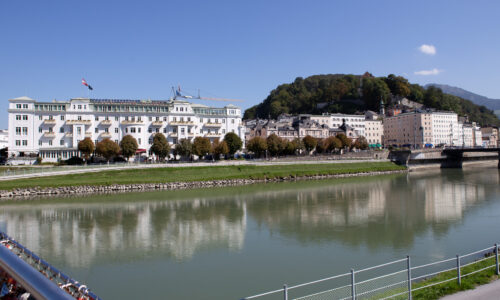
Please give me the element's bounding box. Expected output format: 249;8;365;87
0;158;389;181
440;279;500;299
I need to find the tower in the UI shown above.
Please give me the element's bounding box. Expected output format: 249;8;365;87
379;98;385;116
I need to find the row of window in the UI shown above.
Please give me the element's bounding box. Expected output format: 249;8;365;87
15;127;28;135
15;115;29;120
31;115;239;124
14;140;28;146
15;104;29;109
94;105;168;113
34;104;66;111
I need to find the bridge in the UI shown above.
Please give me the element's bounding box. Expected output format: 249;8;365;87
389;148;500;169
0;231;100;300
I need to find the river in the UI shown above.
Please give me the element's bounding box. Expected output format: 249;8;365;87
1;168;500;299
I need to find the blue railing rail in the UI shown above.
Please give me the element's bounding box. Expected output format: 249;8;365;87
0;231;101;300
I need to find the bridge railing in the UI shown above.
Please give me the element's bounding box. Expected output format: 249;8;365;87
241;243;499;300
0;231;101;300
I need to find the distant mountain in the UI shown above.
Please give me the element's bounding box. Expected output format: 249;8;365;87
425;83;500;110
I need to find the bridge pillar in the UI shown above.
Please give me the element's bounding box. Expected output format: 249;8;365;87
388;150;411;166
442;152;464;169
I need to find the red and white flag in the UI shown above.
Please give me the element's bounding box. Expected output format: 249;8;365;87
82;78;93;90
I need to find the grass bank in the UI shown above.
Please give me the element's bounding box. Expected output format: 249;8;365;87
0;162;405;191
383;253;498;300
409;255;498;299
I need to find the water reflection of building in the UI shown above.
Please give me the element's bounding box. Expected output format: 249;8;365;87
0;199;246;267
0;169;497;264
252;180;389;227
246;170;496;249
423;181;484;221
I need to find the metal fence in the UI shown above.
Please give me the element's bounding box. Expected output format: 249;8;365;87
0;231;100;299
241;243;500;300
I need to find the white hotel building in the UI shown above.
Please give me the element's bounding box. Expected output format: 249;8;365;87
8;96;244;162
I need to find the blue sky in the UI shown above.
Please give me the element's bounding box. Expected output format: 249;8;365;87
1;0;499;128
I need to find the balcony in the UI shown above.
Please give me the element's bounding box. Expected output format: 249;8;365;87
205;132;220;137
151;121;163;126
100;120;112;126
43;132;55;138
204;122;222;127
65;133;73;137
43;119;56;125
169;121;194;126
169;133;178;137
85;132;92;138
121;120;144;125
67;120;92;125
100;132;112;138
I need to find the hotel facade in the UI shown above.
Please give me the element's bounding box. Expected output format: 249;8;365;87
8;96;244;162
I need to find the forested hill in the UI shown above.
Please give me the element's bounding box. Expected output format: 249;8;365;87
244;73;500;126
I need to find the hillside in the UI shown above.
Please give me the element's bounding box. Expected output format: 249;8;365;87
426;83;500;110
244;73;500;126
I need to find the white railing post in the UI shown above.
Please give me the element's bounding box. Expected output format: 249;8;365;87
407;256;412;300
283;284;288;300
351;269;356;300
456;255;461;285
495;243;499;275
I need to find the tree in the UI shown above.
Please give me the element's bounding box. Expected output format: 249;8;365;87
315;138;328;154
175;139;192;160
120;135;138;161
303;135;317;153
151;133;171;161
336;133;352;149
247;136;268;157
223;132;242;156
78;137;95;162
212;139;229;159
326;136;342;153
284;141;297;155
192;137;211;159
291;138;304;153
266;134;285;156
96;138;120;163
384;74;411;97
353;136;369;150
362;77;391;111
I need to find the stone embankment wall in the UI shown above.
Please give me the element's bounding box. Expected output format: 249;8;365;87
0;169;406;199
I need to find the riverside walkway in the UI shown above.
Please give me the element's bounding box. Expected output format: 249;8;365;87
441;279;500;300
0;158;388;181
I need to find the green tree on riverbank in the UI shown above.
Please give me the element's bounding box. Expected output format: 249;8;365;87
224;132;242;156
151;133;171;161
96;138;120;163
78;138;95;163
120;135;138;161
